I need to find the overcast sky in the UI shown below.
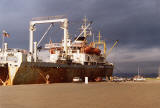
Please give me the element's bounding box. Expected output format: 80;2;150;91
0;0;160;75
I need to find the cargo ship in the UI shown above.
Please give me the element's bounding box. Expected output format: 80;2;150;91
0;16;117;85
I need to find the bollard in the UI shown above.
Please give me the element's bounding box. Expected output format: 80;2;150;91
85;77;88;84
46;74;50;84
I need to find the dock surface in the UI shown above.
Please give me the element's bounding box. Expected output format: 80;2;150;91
0;80;160;108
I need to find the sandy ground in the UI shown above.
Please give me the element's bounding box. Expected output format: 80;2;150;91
0;80;160;108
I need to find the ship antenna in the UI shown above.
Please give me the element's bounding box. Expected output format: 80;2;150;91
92;33;95;43
82;16;87;38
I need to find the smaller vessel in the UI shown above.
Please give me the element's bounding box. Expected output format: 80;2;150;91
133;66;146;82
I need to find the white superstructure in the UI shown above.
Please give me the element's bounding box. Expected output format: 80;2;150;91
46;17;106;65
0;16;116;66
0;43;27;66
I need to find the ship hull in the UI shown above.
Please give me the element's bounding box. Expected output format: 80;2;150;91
0;63;8;85
12;62;113;85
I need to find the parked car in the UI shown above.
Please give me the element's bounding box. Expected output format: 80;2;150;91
73;77;83;82
112;77;125;82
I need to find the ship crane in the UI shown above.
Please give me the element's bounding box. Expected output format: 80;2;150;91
37;23;54;47
91;32;118;58
91;32;107;57
29;16;69;62
105;40;118;58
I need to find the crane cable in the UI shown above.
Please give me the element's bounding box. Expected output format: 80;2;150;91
37;23;54;46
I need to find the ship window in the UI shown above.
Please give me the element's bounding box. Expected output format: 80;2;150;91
0;57;3;60
87;56;90;61
7;56;18;62
75;37;85;41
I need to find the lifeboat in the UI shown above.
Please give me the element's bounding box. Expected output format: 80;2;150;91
84;46;101;55
50;48;55;54
93;48;101;55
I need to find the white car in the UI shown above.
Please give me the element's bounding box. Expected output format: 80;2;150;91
73;77;82;82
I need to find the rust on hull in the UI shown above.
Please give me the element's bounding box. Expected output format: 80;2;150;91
12;62;113;85
0;64;8;85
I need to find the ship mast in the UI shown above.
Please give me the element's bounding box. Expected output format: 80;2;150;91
138;66;139;77
1;30;7;52
82;16;87;38
158;66;160;78
73;17;92;45
81;16;91;44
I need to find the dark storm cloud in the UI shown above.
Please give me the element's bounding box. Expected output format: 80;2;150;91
0;0;159;48
0;0;160;74
85;0;160;49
